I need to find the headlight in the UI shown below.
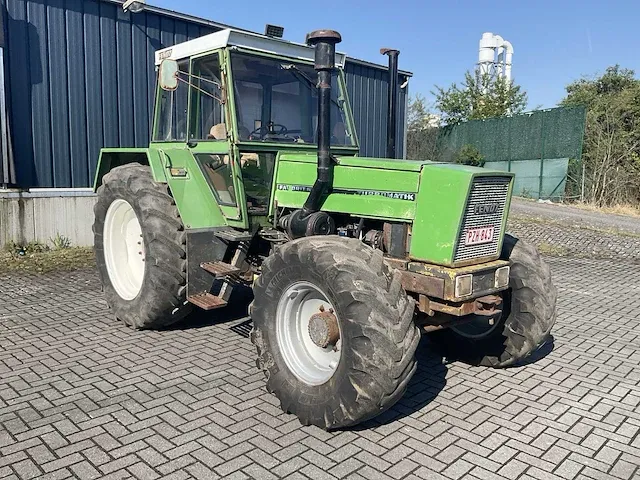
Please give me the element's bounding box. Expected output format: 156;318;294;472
455;274;473;297
494;266;510;289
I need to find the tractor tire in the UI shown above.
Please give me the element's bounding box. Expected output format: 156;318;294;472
428;234;556;367
250;236;420;430
93;162;191;329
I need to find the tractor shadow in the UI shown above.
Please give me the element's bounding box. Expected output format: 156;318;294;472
351;334;556;430
353;335;448;430
515;334;555;366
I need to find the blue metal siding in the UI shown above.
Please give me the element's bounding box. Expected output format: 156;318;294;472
345;61;408;159
6;0;34;184
3;0;406;188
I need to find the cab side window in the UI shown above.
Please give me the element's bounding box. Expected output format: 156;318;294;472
153;59;189;142
195;154;236;206
190;54;226;141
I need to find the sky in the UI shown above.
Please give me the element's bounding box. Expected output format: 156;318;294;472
151;0;640;111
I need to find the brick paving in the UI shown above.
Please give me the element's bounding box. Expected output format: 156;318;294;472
508;218;640;262
1;257;640;479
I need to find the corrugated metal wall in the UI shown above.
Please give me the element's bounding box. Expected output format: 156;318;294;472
3;0;408;188
345;61;407;159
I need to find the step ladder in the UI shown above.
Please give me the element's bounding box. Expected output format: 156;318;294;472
187;241;250;310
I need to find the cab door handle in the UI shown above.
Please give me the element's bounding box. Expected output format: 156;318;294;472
158;149;171;168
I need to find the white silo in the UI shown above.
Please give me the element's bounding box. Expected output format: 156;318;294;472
478;32;513;82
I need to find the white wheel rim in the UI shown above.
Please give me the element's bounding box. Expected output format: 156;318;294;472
276;281;342;385
103;199;145;301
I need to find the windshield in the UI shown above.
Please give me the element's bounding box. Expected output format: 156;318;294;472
231;52;355;146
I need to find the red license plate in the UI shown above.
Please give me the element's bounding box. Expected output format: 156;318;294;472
465;226;495;246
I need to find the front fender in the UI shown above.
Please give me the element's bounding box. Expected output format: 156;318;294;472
93;148;167;191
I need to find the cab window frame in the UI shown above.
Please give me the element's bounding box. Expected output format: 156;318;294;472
228;49;357;147
151;58;191;143
188;50;228;142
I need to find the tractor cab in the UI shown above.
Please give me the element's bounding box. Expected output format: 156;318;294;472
151;29;358;225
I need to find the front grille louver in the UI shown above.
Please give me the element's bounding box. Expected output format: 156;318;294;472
453;176;511;263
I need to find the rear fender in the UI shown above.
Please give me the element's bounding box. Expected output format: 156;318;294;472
93;148;167;191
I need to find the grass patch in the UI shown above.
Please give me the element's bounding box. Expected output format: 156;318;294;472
0;247;95;274
536;242;569;257
568;202;640;218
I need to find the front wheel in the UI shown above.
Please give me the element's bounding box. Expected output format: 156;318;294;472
251;237;420;429
428;234;557;367
93;163;191;329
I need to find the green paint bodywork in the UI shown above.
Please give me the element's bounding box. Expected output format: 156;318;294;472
271;153;422;221
93;44;515;269
271;153;514;266
411;164;514;266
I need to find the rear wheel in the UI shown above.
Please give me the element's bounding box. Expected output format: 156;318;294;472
93;163;191;329
251;237;420;429
428;234;556;367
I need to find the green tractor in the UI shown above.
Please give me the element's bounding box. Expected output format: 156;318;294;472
93;29;556;429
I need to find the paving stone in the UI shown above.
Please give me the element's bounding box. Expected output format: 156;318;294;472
1;258;639;479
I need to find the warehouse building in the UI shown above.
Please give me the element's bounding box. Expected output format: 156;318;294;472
0;0;410;246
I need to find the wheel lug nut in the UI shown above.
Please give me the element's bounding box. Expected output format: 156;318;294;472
319;305;325;312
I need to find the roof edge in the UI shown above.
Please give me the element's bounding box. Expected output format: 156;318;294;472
105;0;413;76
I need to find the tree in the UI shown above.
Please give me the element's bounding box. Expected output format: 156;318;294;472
406;94;439;160
407;94;436;131
561;65;640;206
434;71;528;125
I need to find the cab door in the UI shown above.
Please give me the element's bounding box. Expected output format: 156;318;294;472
186;50;248;229
149;51;247;230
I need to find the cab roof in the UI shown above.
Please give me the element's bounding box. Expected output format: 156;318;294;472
154;29;347;68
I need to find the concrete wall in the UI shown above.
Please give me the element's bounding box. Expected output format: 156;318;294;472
0;191;96;248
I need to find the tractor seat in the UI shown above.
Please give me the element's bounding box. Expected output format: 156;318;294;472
208;123;227;140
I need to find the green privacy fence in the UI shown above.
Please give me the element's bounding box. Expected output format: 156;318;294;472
437;106;586;200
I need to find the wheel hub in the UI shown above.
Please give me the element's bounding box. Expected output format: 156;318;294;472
276;281;342;385
308;308;340;348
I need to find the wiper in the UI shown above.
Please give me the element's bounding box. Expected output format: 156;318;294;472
281;64;316;89
280;64;343;109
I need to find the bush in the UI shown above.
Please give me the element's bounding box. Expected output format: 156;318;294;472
455;145;485;167
4;240;50;256
50;233;72;250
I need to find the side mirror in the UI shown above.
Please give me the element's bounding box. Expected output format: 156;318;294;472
159;59;179;91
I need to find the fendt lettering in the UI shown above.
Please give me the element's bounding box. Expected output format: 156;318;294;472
474;203;500;215
92;28;557;429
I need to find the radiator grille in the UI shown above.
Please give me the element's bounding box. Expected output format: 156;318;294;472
453;176;511;263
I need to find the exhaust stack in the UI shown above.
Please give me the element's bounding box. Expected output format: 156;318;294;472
303;29;342;213
381;48;399;159
279;30;341;238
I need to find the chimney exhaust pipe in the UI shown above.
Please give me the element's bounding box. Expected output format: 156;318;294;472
381;48;399;159
302;29;342;213
278;30;341;238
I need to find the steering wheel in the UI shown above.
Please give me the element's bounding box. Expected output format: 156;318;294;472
249;122;288;139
